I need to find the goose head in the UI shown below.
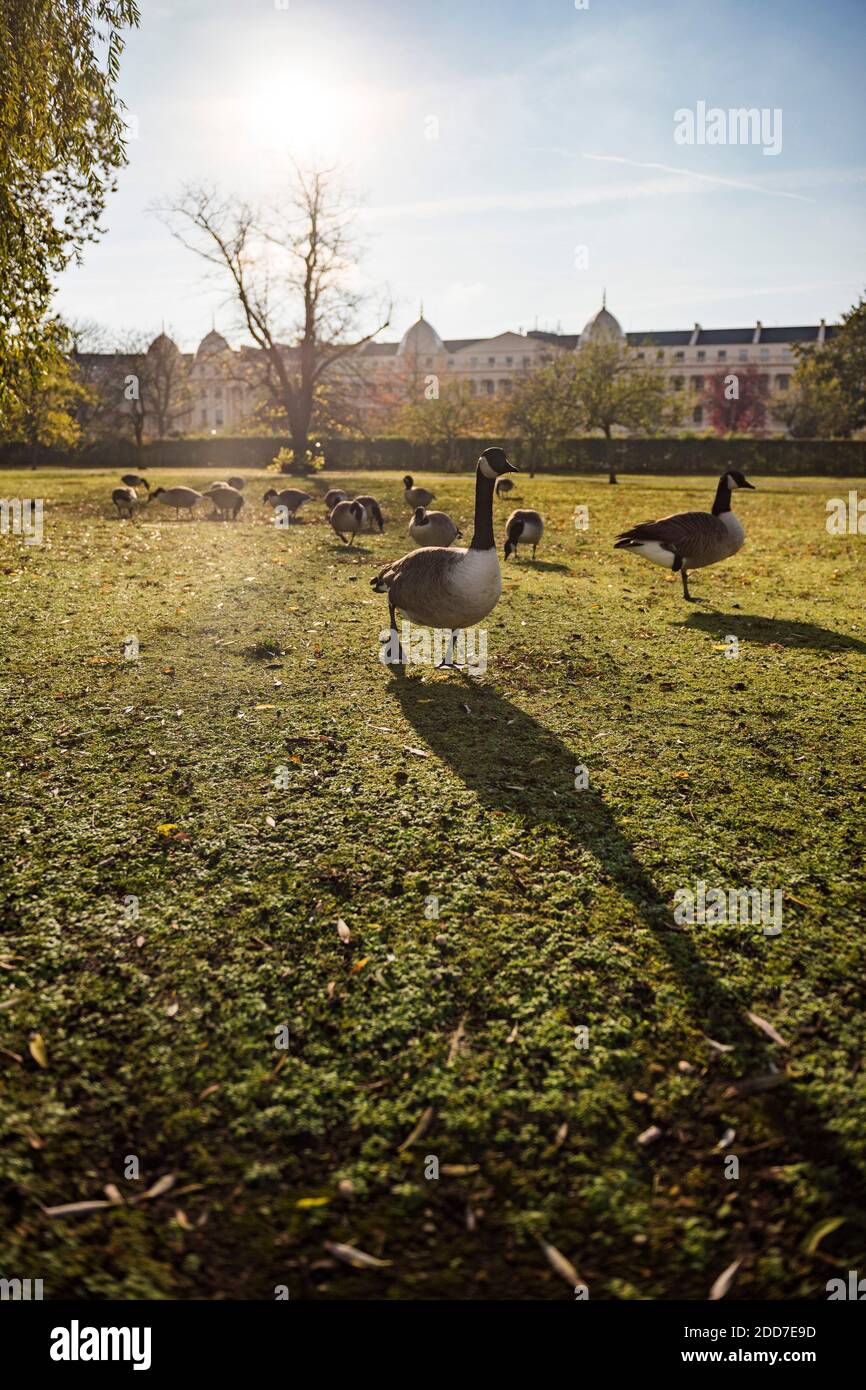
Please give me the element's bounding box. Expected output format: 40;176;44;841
412;506;427;525
504;518;524;559
478;447;518;481
263;489;278;503
723;468;755;490
151;487;165;499
402;475;414;489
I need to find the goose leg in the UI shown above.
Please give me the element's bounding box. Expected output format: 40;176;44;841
385;601;406;665
348;533;356;546
682;568;698;602
437;629;461;668
532;543;537;560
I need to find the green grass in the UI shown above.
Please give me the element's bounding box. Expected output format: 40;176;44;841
1;466;864;1300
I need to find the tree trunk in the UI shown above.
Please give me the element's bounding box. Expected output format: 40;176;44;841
605;427;617;484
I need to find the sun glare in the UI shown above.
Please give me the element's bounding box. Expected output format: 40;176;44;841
238;72;359;161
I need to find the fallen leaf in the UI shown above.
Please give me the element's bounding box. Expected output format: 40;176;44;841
141;1173;175;1201
397;1105;435;1152
296;1195;330;1208
165;1001;179;1017
265;815;276;828
323;1240;391;1269
638;1125;662;1145
709;1257;742;1301
175;1208;192;1231
104;1184;124;1205
336;919;351;944
29;1033;48;1068
44;1200;113;1217
403;746;429;758
802;1216;846;1255
716;1127;736;1151
538;1237;580;1286
747;1011;789;1047
440;1164;479;1176
350;957;369;974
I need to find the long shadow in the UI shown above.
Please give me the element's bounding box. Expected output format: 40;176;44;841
387;668;866;1196
506;559;571;574
676;610;866;656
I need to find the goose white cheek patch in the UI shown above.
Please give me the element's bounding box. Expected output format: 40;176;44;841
478;458;497;479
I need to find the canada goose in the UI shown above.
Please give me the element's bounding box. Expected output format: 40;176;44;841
112;486;140;519
324;489;350;510
614;469;755;602
208;485;244;520
354;495;385;533
373;447;517;666
121;473;149;492
409;507;461;549
263;488;312;521
330;499;366;545
495;477;514;498
227;475;245;490
504;509;544;560
150;486;203;520
403;475;435;509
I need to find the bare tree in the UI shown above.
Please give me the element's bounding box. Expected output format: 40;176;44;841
156;165;390;470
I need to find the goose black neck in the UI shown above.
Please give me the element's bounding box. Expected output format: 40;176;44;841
711;477;732;516
469;466;496;550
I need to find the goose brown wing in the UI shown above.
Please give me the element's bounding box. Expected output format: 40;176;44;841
616;510;728;560
372;546;458;602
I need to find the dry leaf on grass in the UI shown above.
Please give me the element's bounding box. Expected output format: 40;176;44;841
709;1257;742;1300
324;1240;391;1269
747;1011;789;1047
336;919;351;943
28;1033;48;1068
538;1238;580;1286
397;1105;435;1152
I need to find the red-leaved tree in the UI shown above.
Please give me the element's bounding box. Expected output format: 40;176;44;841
703;364;768;435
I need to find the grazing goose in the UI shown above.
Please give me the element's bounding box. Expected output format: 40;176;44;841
372;447;517;666
354;494;385;533
329;499;366;545
495;477;515;498
121;473;149;492
409;506;461;549
227;475;245;491
614;469;755;602
112;486;141;519
504;509;544;560
150;485;204;520
263;487;312;521
403;475;436;509
208;484;244;520
324;488;350;510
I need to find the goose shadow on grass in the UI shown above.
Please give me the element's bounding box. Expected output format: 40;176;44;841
506;559;571;574
675;610;866;656
387;668;866;1199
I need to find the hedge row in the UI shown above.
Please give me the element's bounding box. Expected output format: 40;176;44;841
2;434;865;476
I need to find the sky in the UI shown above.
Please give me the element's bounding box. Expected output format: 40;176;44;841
57;0;866;351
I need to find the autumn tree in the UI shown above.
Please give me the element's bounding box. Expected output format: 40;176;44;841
0;335;92;465
506;354;582;475
157;165;390;472
0;1;139;413
572;340;668;482
702;364;768;435
396;380;480;466
779;294;866;437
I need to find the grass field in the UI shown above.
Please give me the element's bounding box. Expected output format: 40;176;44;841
1;465;864;1301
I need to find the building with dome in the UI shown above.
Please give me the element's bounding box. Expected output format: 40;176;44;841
75;301;836;440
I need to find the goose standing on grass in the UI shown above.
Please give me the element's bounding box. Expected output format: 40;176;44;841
330;499;366;545
614;468;755;602
495;476;515;499
150;486;203;521
112;486;141;519
409;507;461;549
263;487;312;522
121;473;149;492
403;475;435;509
354;495;385;533
324;488;350;511
208;485;244;520
504;509;544;561
227;475;245;490
373;447;518;666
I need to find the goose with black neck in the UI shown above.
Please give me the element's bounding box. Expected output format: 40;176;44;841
371;447;518;666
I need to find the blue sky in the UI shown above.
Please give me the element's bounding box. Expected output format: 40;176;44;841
57;0;866;349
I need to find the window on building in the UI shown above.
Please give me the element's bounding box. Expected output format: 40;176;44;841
776;374;790;391
488;356;495;365
760;348;769;360
214;386;222;399
200;411;208;427
696;349;705;361
717;350;726;361
691;376;704;391
522;356;530;367
483;379;495;395
636;351;645;361
674;350;685;362
215;411;223;426
672;377;684;391
738;350;748;361
447;358;455;367
499;379;512;395
693;405;703;424
505;356;513;366
468;380;477;396
656;349;664;361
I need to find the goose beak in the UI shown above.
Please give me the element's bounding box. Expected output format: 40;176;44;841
742;480;756;489
503;459;519;473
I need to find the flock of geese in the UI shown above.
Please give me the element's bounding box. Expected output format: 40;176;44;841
110;456;755;666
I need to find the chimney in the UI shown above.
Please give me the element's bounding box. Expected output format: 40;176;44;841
689;323;701;346
752;321;762;343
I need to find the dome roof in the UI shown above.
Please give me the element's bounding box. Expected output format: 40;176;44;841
195;329;230;359
396;312;445;358
147;332;180;356
578;299;623;347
